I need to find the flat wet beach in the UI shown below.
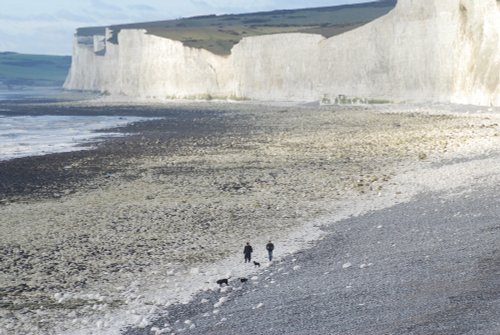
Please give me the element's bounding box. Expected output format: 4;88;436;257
1;100;500;334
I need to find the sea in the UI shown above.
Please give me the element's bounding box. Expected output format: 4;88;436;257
0;88;147;161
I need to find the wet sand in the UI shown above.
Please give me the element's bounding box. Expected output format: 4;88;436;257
1;100;500;334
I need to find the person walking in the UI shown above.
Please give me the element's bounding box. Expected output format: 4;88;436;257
243;242;253;263
266;240;274;261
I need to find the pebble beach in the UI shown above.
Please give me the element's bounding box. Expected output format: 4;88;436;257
1;100;500;334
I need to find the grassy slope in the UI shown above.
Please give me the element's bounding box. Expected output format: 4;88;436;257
78;0;397;55
0;52;71;87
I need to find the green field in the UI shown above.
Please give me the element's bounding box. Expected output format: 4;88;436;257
78;0;396;55
0;52;71;88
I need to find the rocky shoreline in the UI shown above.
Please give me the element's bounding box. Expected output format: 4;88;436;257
1;100;500;334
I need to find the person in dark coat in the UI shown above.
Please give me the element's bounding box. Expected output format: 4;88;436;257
266;240;275;261
243;242;253;263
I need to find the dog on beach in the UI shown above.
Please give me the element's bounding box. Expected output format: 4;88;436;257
253;261;261;267
216;278;229;286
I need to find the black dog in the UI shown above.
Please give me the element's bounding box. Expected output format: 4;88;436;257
240;278;248;283
216;278;229;286
253;261;261;267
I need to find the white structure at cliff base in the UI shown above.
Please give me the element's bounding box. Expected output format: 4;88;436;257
64;0;500;106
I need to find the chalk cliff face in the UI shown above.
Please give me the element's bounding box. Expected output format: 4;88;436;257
64;0;500;106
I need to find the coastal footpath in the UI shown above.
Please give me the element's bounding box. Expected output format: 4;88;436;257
64;0;500;106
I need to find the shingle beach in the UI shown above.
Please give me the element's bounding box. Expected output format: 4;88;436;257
1;100;500;334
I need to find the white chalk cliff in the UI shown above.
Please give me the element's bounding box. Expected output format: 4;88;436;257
64;0;500;106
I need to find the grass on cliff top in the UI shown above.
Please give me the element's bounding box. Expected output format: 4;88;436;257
77;0;396;55
0;52;71;87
